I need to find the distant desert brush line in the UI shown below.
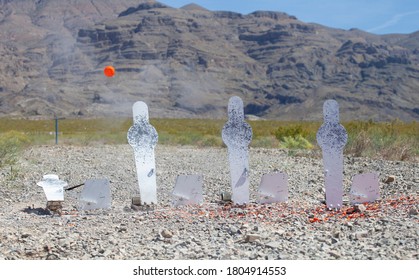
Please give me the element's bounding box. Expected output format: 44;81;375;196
0;118;417;161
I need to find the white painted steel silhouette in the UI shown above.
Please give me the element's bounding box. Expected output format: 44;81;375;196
316;100;348;209
128;101;158;204
222;96;252;205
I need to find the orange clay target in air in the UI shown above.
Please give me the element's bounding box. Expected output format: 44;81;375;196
104;66;115;77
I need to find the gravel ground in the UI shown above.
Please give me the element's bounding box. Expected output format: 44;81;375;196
0;145;417;260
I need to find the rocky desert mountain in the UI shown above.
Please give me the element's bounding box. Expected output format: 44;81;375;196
0;0;418;120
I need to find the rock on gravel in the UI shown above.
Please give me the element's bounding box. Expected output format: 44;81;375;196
161;229;174;238
0;145;417;260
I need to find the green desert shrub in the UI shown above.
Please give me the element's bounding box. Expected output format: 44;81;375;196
280;135;313;150
274;124;309;140
0;130;30;168
274;124;313;150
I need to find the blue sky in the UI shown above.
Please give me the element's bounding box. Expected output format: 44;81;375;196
160;0;419;34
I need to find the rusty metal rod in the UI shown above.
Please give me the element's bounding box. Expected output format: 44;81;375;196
65;183;84;191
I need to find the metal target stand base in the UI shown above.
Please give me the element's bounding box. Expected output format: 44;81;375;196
131;197;155;211
46;201;63;214
220;192;232;202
